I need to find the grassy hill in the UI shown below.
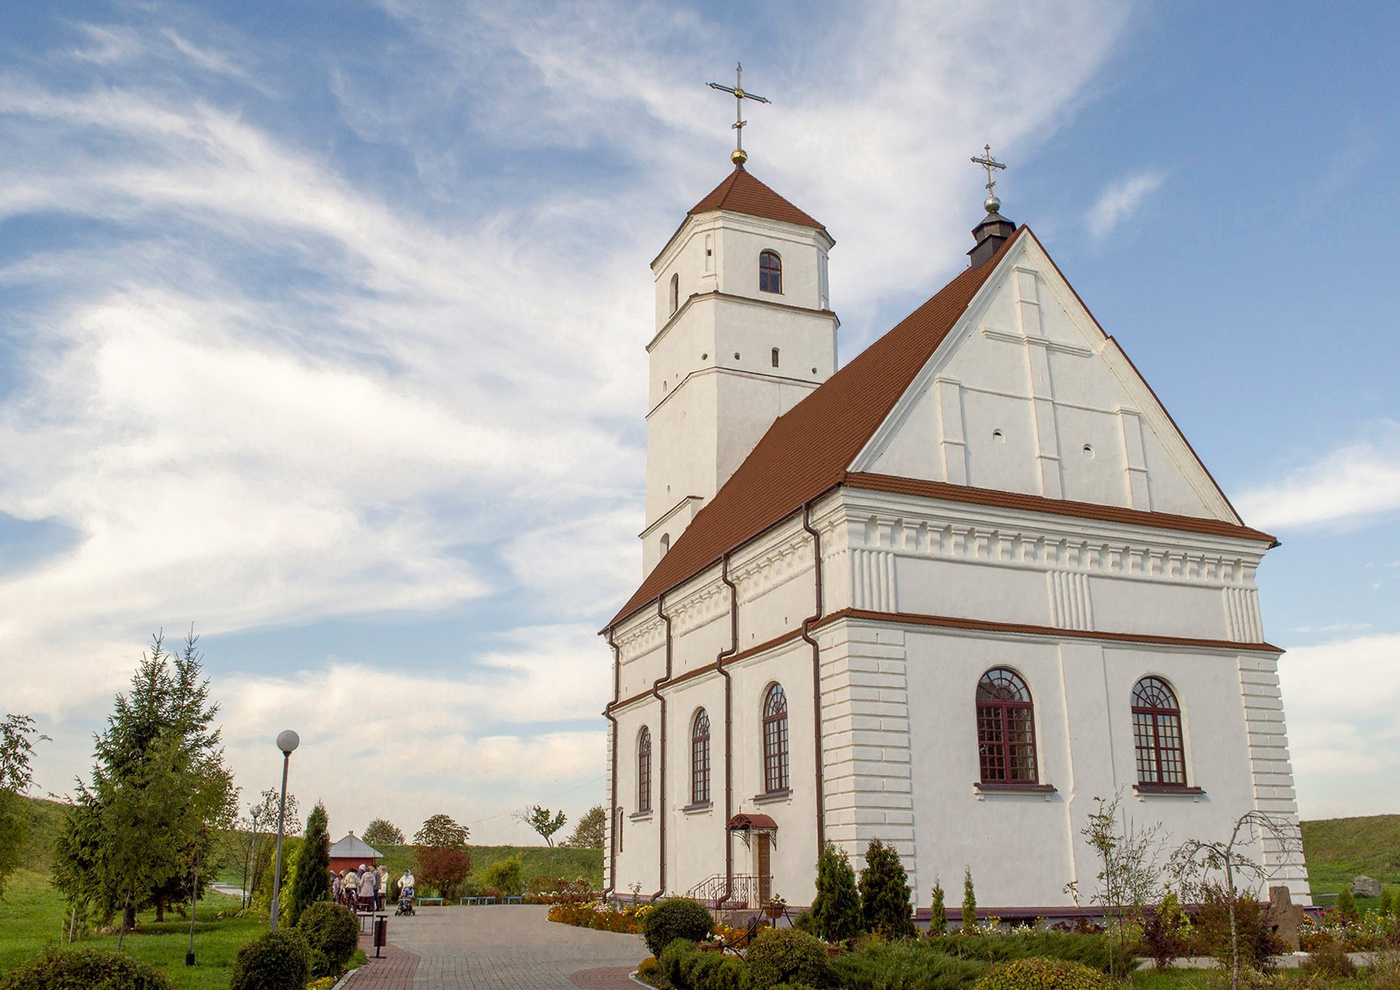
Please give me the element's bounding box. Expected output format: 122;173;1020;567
1300;814;1400;886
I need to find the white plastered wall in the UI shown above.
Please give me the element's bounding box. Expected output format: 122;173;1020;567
853;233;1240;524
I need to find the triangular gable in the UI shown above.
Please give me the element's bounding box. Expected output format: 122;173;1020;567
851;230;1243;524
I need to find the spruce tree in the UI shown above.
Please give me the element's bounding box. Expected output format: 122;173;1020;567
928;877;947;937
289;802;331;925
858;838;915;938
811;842;863;942
961;866;977;930
58;630;234;929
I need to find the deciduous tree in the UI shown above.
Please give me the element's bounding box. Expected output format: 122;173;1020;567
0;713;48;898
565;806;606;849
361;819;404;849
414;813;471;899
515;805;566;846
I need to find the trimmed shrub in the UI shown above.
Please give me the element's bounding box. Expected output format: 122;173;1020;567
927;932;1126;974
812;842;863;942
972;957;1116;990
659;938;744;990
859;839;915;939
637;956;661;982
230;926;312;990
744;928;835;989
0;948;174;990
642;897;715;957
298;900;360;977
831;941;988;990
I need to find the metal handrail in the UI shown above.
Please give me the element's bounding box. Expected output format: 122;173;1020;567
685;873;771;909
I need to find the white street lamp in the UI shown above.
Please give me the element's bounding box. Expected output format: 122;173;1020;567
269;729;300;930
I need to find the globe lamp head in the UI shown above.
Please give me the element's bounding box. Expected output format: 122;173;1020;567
276;729;300;755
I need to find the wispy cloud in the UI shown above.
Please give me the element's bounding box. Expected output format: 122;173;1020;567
1236;423;1400;530
1086;169;1165;239
1;1;1136;839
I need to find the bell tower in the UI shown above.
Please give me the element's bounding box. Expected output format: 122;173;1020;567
641;165;838;576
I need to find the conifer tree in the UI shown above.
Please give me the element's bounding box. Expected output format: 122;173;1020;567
1335;886;1359;922
1379;886;1393;917
289;802;331;925
811;842;862;942
858;838;915;938
54;629;235;930
962;866;977;930
929;877;947;937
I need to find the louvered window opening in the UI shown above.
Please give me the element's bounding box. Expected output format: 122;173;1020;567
691;709;711;804
637;727;652;813
976;668;1038;783
1133;677;1187;786
762;684;789;793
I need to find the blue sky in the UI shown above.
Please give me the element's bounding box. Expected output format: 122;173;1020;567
1;0;1395;843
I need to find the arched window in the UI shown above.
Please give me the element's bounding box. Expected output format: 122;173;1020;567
691;708;711;805
669;273;679;314
659;533;670;556
1133;677;1187;786
759;251;782;293
637;727;652;813
762;684;789;793
976;668;1038;783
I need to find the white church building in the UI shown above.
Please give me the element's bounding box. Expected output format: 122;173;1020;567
600;158;1310;915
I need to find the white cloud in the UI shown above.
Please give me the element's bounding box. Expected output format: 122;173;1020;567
1086;169;1165;239
1279;632;1400;819
1236;425;1400;530
0;2;1138;828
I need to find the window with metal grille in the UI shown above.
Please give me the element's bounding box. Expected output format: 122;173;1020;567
762;684;789;792
759;251;782;293
691;708;711;804
1133;676;1188;786
976;668;1038;783
637;727;652;813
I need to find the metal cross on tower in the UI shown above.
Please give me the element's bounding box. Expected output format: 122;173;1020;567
970;144;1007;214
707;63;770;166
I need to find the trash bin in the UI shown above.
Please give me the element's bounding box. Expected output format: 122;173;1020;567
373;916;388;957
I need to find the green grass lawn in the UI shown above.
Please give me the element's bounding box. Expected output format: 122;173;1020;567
1300;813;1399;908
0;869;265;988
375;842;604;892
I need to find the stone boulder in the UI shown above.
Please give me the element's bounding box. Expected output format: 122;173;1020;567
1351;876;1382;898
1267;886;1306;951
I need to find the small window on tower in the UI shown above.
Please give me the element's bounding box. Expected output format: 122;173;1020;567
759;251;782;293
669;273;679;315
771;347;780;368
659;534;670;556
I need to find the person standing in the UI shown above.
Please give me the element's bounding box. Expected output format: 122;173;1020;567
378;866;389;910
359;863;377;911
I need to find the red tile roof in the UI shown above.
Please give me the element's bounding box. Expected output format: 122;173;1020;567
609;229;1025;628
689;166;827;234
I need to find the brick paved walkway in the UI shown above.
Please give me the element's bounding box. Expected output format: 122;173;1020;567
344;906;645;990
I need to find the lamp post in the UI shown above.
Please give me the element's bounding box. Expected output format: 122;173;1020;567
269;729;299;930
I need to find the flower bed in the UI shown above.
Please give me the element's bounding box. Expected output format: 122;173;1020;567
1298;909;1398;951
548;899;652;933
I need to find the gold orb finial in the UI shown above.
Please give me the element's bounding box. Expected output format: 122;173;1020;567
731;148;748;165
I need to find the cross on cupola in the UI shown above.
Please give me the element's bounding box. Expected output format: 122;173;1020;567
970;144;1007;215
708;63;770;166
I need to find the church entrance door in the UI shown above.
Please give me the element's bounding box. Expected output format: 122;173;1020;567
756;832;771;904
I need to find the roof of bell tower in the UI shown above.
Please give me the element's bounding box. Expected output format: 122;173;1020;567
688;165;828;236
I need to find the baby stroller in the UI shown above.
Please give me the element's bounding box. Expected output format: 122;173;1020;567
395;884;415;916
